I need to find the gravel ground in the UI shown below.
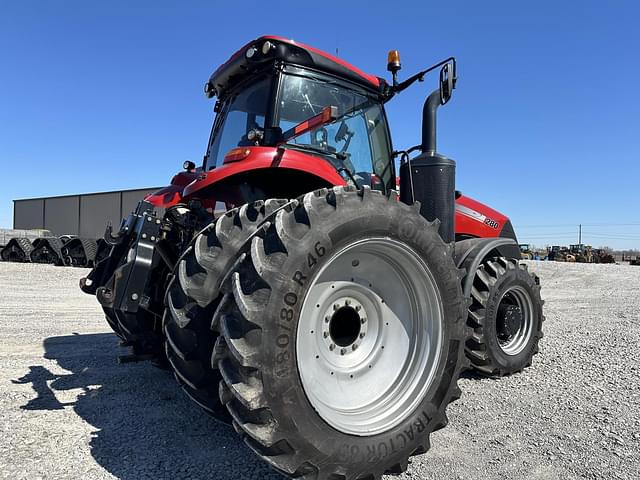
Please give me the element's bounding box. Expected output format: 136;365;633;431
0;261;638;479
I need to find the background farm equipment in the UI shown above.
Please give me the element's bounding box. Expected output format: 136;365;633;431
545;245;616;264
570;244;593;263
0;237;34;262
520;243;534;260
548;245;575;262
61;238;97;267
30;237;66;265
0;235;97;266
593;248;615;264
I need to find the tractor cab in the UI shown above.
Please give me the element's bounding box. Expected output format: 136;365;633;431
200;37;395;195
570;244;586;253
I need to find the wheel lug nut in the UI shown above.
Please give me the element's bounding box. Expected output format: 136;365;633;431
329;344;335;351
352;344;358;351
345;299;351;306
340;348;347;355
359;332;365;339
323;331;329;338
355;305;361;312
325;316;330;323
333;304;340;311
361;317;367;324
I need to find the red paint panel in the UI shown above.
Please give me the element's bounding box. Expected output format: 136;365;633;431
144;170;198;208
454;194;509;238
263;35;380;87
145;187;182;208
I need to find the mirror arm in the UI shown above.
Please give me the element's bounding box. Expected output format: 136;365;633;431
338;130;354;154
389;57;456;96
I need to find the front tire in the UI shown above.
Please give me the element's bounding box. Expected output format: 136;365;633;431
217;187;467;479
466;257;544;376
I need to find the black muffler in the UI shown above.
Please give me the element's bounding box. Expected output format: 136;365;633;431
400;88;456;243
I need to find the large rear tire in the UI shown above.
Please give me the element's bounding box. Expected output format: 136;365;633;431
164;200;287;418
466;257;544;376
216;187;467;479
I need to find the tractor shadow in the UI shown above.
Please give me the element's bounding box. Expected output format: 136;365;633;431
16;332;284;480
458;370;491;381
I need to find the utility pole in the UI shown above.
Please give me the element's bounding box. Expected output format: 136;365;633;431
579;224;582;244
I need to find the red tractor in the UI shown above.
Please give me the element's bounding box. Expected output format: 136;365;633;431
81;36;543;479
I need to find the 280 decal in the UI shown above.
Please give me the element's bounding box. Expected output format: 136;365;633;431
484;217;499;229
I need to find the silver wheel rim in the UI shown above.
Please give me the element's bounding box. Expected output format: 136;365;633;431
496;285;534;355
296;238;444;436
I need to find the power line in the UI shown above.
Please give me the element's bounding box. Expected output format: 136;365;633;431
582;223;640;227
517;223;640;229
585;234;640;240
516;224;579;228
516;221;640;245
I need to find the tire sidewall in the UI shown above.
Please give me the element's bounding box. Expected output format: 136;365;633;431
483;264;542;371
257;196;465;470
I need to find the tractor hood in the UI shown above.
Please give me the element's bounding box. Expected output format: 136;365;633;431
455;193;516;241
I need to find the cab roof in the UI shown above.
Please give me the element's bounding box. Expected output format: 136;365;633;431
206;36;386;98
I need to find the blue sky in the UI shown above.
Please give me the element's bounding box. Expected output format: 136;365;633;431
1;1;639;249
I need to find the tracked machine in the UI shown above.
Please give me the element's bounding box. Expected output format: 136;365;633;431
81;37;544;478
30;237;66;265
1;237;34;262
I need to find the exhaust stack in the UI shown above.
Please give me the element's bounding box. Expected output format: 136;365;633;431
400;84;456;243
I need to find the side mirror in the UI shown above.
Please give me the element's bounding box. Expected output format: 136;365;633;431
334;120;354;153
439;62;456;105
335;120;350;142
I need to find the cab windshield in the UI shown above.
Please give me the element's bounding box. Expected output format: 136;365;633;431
204;77;270;169
277;73;393;190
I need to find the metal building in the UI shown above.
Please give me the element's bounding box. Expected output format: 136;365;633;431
13;187;161;238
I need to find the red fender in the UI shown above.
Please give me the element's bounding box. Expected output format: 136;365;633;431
182;147;346;198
